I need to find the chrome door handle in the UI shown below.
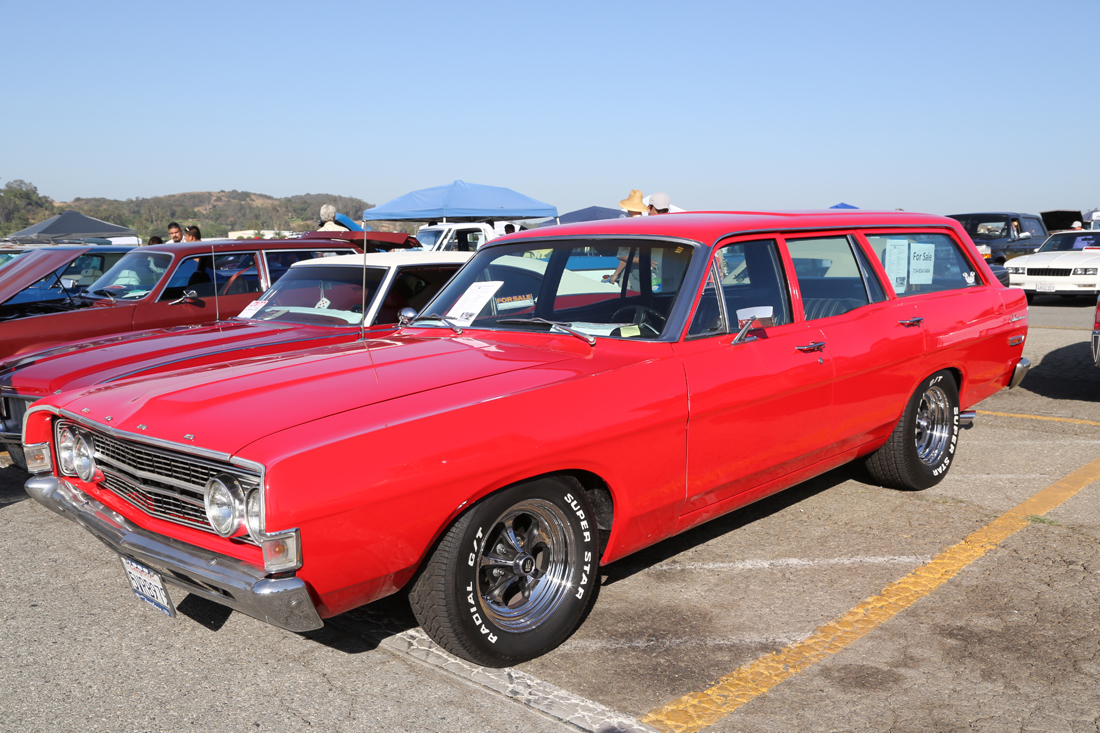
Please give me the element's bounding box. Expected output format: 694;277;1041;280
796;341;826;352
898;317;924;327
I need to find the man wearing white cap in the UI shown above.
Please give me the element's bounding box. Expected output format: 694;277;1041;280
648;192;672;215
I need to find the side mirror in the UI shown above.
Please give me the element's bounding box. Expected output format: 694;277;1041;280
397;307;418;326
60;278;78;290
168;290;198;306
732;305;774;344
1018;231;1031;240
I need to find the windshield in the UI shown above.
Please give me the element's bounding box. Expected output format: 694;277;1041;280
416;229;446;249
236;265;386;326
416;239;695;340
1039;232;1100;252
949;215;1010;241
85;251;172;300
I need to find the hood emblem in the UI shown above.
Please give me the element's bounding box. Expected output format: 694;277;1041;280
184;434;195;440
137;424;147;431
81;408;90;414
105;416;113;422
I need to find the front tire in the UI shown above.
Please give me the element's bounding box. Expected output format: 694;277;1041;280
865;370;960;490
409;476;600;666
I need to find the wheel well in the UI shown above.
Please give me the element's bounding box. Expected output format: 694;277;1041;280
559;470;614;557
944;367;963;394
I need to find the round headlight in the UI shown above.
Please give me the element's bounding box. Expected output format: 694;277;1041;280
73;433;96;482
57;426;77;475
204;475;244;537
245;489;263;540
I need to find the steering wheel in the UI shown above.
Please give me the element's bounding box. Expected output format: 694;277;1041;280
611;305;667;336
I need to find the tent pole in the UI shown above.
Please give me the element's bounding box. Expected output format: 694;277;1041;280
360;219;368;343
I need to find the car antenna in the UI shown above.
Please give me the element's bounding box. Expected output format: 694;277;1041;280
211;243;221;322
360;219;368;343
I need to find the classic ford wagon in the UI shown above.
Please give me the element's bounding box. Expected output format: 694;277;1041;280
22;211;1029;666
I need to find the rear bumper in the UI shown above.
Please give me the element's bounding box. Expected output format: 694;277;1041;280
24;475;323;632
1009;357;1031;389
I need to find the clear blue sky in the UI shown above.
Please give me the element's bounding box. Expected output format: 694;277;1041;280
3;0;1097;217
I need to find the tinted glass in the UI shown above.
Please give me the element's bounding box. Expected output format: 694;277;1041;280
373;265;462;325
949;215;1010;240
865;233;981;296
1021;217;1045;238
688;266;726;336
264;250;345;284
851;236;887;303
420;240;695;340
86;252;173;300
158;253;261;301
785;236;871;320
1039;232;1100;252
241;266;385;326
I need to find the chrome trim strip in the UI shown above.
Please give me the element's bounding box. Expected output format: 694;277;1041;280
24;476;322;632
0;431;20;442
1009;357;1031;389
99;466;206;508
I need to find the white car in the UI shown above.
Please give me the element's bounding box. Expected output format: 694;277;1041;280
1007;230;1100;302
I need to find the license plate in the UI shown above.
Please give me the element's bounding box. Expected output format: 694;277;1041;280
1037;283;1056;293
120;555;175;618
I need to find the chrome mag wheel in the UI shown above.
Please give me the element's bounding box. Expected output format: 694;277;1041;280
914;385;951;465
476;499;574;632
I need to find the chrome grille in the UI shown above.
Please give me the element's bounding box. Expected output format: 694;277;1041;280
1026;268;1070;277
58;420;259;535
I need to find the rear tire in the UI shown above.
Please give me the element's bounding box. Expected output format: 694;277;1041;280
1024;292;1035;305
409;476;600;666
865;370;960;490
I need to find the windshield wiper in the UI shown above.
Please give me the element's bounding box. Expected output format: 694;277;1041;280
497;317;596;346
414;313;464;335
88;288;115;302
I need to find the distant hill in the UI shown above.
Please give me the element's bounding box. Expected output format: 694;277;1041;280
0;181;381;240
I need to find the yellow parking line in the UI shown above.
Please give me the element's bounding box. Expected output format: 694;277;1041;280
976;410;1100;427
640;456;1100;733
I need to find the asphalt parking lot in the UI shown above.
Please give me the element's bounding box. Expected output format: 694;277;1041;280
2;296;1098;733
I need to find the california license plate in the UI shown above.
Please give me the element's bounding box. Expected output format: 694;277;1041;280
1037;283;1056;293
120;555;175;618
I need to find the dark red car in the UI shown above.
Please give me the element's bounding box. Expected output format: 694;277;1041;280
0;237;364;361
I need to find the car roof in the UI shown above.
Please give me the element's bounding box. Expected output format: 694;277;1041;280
292;251;474;269
946;212;1041;218
492;210;958;248
139;239;358;255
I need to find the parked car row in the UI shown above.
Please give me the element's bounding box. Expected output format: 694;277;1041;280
13;210;1029;666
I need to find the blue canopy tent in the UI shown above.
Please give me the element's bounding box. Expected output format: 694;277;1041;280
829;202;859;209
363;180;557;222
537;205;624;228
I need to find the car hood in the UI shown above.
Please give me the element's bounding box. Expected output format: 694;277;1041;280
1013;250;1100;268
47;331;584;456
0;247;88;305
0;319;359;398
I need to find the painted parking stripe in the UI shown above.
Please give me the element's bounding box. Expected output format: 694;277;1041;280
639;456;1100;733
976;409;1100;427
648;555;931;573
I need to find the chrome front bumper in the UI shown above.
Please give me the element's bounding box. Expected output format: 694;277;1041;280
25;475;323;633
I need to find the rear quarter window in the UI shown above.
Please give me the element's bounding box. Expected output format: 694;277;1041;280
864;233;981;296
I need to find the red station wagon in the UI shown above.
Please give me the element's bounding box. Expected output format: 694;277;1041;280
22;211;1030;666
0;236;362;361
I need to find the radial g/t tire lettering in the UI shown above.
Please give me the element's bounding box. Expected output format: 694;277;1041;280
865;370;960;491
408;475;600;667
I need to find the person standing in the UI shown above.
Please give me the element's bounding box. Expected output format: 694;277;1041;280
167;222;184;243
619;189;646;218
647;192;672;215
185;226;202;242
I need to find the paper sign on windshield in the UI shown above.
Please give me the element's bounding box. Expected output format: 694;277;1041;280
446;281;503;326
238;300;267;319
884;240;909;294
909;243;935;285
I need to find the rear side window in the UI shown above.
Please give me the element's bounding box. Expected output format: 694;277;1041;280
264;250;348;285
864;233;980;297
784;236;873;320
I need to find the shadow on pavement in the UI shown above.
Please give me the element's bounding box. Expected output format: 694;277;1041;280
1018;341;1100;402
304;592;419;655
600;462;866;586
0;454;30;507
